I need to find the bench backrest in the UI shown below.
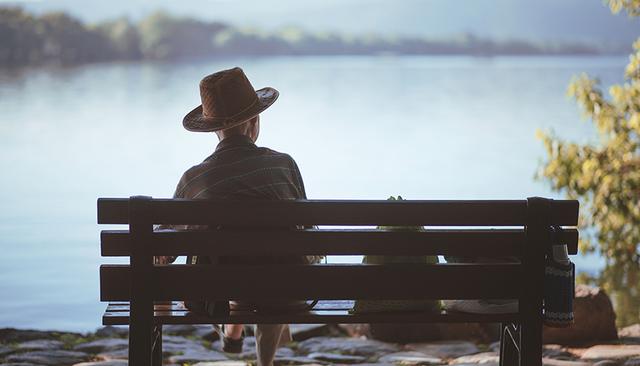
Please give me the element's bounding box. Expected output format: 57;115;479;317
98;196;578;304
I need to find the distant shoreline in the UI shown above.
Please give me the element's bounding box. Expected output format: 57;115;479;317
0;6;630;69
0;53;628;74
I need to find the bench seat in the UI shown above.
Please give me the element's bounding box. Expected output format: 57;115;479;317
103;300;520;325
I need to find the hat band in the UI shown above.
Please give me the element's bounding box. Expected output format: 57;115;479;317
203;95;260;121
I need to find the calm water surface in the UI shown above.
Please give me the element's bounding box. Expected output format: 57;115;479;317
0;55;630;331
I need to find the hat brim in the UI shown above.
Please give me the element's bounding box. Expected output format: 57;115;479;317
183;87;279;132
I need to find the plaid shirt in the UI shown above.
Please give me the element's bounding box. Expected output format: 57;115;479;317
164;135;319;265
174;135;306;202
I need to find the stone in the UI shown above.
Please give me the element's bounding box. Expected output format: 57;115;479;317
489;341;501;353
621;325;640;338
73;338;128;353
192;362;249;366
211;335;258;357
405;341;480;359
163;324;200;336
5;350;90;365
543;285;618;345
95;326;128;338
593;361;622;366
0;329;82;343
72;361;129;366
620;324;640;345
223;345;293;361
297;336;400;356
16;340;64;351
581;345;640;360
307;352;367;363
96;347;129;360
377;351;442;365
289;324;332;341
274;347;295;358
543;344;574;359
542;359;592;366
625;358;640;366
273;356;329;365
168;349;228;364
162;334;209;355
0;345;14;356
193;325;220;341
450;351;499;364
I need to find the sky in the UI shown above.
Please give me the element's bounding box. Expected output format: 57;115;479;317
4;0;640;46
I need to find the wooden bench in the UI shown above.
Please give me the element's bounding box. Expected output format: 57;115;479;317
98;196;579;366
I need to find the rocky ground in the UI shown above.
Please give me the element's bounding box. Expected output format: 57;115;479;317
1;285;637;366
0;323;639;366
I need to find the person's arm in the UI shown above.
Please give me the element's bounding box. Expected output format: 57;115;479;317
154;174;188;264
288;156;324;264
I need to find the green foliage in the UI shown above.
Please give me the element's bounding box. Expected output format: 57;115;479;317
137;11;226;60
0;7;112;65
608;0;640;16
537;2;640;264
94;17;141;60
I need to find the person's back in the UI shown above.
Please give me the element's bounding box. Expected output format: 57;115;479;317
175;134;309;266
176;135;305;202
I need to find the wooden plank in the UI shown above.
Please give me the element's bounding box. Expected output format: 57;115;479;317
100;263;522;302
98;198;579;226
103;307;520;326
97;198;128;224
101;228;579;257
106;300;356;313
102;229;524;257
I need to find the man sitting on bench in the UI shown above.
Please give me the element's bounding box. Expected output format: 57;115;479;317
155;67;317;366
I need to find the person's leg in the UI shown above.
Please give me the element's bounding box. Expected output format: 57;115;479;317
224;324;244;339
255;324;291;366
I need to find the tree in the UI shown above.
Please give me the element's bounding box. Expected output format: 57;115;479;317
137;11;227;60
538;0;640;327
538;1;640;265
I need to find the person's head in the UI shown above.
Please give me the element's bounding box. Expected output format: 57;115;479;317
182;67;278;137
215;115;260;142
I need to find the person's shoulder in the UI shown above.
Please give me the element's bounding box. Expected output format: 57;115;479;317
256;146;298;165
176;160;211;188
182;160;209;177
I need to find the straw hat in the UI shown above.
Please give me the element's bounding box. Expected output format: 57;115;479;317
183;67;279;132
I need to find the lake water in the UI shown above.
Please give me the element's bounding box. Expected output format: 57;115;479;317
0;55;628;331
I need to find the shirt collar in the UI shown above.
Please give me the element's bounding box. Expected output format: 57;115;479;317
214;134;256;153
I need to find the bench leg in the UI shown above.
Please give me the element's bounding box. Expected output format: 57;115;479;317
152;324;163;366
129;319;154;365
500;323;520;366
520;318;542;366
129;303;154;366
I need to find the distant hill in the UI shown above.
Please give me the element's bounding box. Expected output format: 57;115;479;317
0;6;631;67
13;0;640;48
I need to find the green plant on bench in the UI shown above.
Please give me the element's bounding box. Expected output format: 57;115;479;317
353;196;440;314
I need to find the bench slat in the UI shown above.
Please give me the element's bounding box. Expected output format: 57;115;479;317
100;263;522;302
101;228;578;257
98;198;579;226
102;301;520;325
105;300;356;313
